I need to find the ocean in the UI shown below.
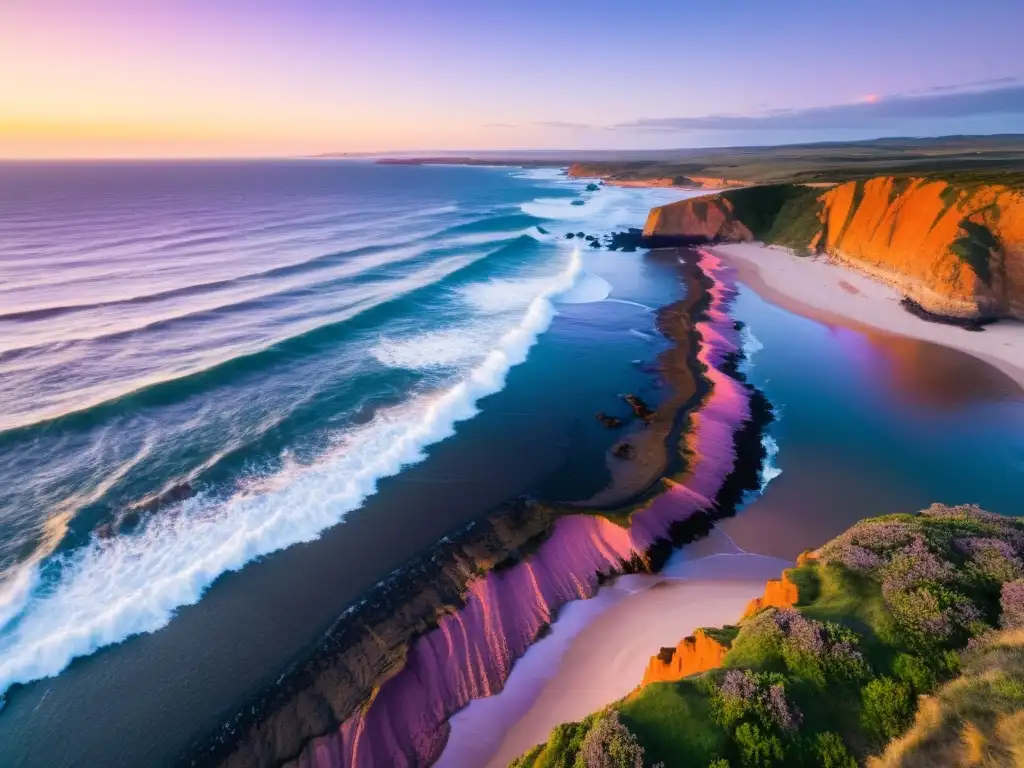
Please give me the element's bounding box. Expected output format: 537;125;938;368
0;160;693;765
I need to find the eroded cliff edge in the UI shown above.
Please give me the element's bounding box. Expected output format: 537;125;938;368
643;177;1024;321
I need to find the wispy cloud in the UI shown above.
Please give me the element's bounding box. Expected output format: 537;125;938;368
534;121;603;130
619;77;1024;133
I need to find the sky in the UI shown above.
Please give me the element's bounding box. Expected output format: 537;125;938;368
2;0;1023;158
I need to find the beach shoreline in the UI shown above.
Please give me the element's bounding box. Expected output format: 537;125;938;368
439;540;791;768
710;242;1024;393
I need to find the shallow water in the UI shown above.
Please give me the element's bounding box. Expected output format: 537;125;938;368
721;283;1024;557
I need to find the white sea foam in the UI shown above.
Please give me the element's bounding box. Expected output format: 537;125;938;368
740;324;764;374
372;327;497;370
0;248;585;699
552;270;611;304
760;434;783;490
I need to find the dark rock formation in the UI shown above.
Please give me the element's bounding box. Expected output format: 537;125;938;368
612;442;636;460
624;394;655;424
899;296;990;331
570;199;585;207
607;228;645;252
595;412;624;429
585;183;600;192
565;232;575;239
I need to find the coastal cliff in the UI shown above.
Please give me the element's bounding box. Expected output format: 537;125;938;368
185;251;772;768
643;177;1024;321
512;505;1024;768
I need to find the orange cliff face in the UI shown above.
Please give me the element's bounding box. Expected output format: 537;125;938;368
817;178;1024;320
638;565;803;688
642;177;1024;321
641;629;728;686
642;194;753;241
741;568;800;619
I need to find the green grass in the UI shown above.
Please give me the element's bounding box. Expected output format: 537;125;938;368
702;625;741;648
618;682;728;767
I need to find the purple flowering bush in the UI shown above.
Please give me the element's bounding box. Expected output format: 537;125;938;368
712;669;803;733
1001;580;1024;630
577;711;645;768
737;608;870;687
814;505;1024;651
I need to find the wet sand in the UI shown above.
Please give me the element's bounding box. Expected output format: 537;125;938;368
439;531;791;768
710;243;1024;393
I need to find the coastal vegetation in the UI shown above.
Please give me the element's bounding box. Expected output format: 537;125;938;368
511;504;1024;768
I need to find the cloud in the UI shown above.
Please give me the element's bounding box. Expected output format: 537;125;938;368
619;78;1024;133
534;121;604;130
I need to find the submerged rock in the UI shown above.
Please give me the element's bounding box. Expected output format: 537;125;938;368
588;239;602;249
595;412;624;429
624;394;655;423
570;199;585;207
585;183;600;192
612;442;636;460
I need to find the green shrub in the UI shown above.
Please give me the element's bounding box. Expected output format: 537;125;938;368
891;653;935;694
861;676;915;745
809;731;856;768
733;722;785;767
950;219;997;284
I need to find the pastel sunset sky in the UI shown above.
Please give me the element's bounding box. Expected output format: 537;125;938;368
2;0;1023;158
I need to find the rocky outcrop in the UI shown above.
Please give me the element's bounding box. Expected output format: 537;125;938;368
640;629;729;686
643;177;1024;321
643;196;753;243
741;568;800;619
637;557;807;689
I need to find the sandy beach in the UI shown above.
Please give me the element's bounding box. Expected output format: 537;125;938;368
710;243;1024;392
438;531;791;768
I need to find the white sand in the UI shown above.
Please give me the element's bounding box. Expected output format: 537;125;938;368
710;243;1024;392
438;532;790;768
